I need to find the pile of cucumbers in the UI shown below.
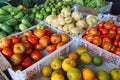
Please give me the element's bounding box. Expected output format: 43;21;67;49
0;4;35;39
32;0;71;20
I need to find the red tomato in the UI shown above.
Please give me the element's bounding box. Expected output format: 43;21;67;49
114;48;120;56
100;29;108;35
0;37;11;49
112;24;118;31
50;34;61;44
46;44;56;53
92;36;102;46
96;30;101;36
83;35;94;42
35;43;44;50
109;29;116;35
10;36;20;44
34;29;45;38
10;54;23;66
22;57;33;68
45;28;52;37
102;36;111;44
56;42;65;49
102;42;112;51
109;45;116;53
108;34;115;40
25;48;33;56
28;35;38;45
2;47;13;58
117;27;120;34
85;30;89;35
97;21;105;30
31;50;43;62
104;23;112;29
13;43;25;54
114;40;119;47
89;27;98;36
115;34;120;40
107;19;114;24
22;41;32;50
39;36;50;47
23;30;33;37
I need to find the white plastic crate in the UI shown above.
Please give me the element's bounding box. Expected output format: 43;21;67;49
3;23;73;80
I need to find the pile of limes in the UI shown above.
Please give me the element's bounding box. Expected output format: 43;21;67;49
32;0;71;20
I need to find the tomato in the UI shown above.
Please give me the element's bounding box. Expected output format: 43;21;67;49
104;23;112;29
117;27;120;34
119;41;120;47
25;48;33;56
22;41;32;50
102;36;111;44
102;42;112;51
50;34;61;44
28;35;38;45
114;40;119;47
85;30;89;35
35;43;44;50
10;54;23;66
13;43;25;54
0;37;11;49
56;42;65;49
108;33;115;40
39;36;50;47
96;30;101;36
2;47;13;58
34;29;45;38
45;28;52;37
13;65;23;71
109;29;116;35
97;21;105;30
114;48;120;56
109;45;116;53
112;24;118;31
115;34;120;40
10;36;20;44
100;29;108;35
46;44;56;53
107;19;114;24
89;27;98;36
19;35;27;42
31;50;43;62
22;57;33;68
83;35;94;42
92;36;102;46
23;30;33;37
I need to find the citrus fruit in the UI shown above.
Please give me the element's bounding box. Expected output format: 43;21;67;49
92;55;103;66
80;53;92;64
68;52;79;61
52;69;65;76
42;66;53;77
76;45;87;56
97;70;110;80
51;74;65;80
82;68;95;80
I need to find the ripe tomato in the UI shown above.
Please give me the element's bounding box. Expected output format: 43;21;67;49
102;36;111;44
46;44;56;53
45;28;52;37
2;47;13;58
10;36;20;44
97;21;105;30
50;34;61;44
31;50;43;62
112;24;118;31
0;37;11;49
114;48;120;56
19;34;27;42
115;34;120;40
89;27;98;36
92;36;102;46
28;35;38;45
22;57;33;68
23;30;33;37
56;42;65;49
25;48;33;56
39;36;50;47
114;40;119;47
10;54;23;66
117;27;120;34
34;29;45;38
108;34;115;40
107;19;114;24
100;29;108;35
104;23;112;29
85;30;89;35
22;41;32;50
83;35;94;42
109;45;116;53
102;42;112;51
13;43;25;54
35;43;44;50
109;29;116;35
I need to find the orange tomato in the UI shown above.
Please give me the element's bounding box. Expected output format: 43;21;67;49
34;29;45;38
0;37;11;49
23;30;33;37
2;47;13;58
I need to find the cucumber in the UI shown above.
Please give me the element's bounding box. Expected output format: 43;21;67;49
1;24;13;34
4;19;18;26
21;19;32;27
0;15;13;23
14;25;20;31
14;12;24;19
0;31;7;39
19;24;28;31
0;9;9;15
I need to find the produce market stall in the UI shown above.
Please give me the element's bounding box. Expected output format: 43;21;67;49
0;0;120;80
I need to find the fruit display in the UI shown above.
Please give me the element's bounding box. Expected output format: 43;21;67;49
32;0;71;20
0;23;70;71
0;4;35;39
41;45;120;80
46;8;97;35
83;19;120;56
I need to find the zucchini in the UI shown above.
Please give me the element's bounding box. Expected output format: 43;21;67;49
1;24;13;34
0;15;13;23
14;25;20;31
14;12;24;19
4;19;18;26
29;13;35;22
10;6;22;15
0;31;7;39
19;24;28;31
21;19;32;27
0;9;9;15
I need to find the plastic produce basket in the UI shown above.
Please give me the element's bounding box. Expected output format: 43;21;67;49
1;23;73;80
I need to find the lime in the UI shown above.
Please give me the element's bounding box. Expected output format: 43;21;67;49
92;55;103;66
46;7;51;13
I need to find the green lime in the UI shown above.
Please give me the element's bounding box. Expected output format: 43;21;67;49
46;7;51;13
92;55;103;66
36;13;43;20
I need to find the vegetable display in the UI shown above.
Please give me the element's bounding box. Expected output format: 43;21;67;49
46;8;97;35
0;4;35;39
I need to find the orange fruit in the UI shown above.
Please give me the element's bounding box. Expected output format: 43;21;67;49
82;68;95;80
68;52;79;60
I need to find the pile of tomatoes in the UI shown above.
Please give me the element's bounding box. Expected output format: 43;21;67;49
83;19;120;56
0;26;70;71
